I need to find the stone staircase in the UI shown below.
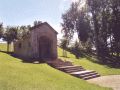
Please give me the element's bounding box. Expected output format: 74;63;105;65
47;59;100;80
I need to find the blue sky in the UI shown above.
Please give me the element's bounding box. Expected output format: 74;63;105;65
0;0;71;25
0;0;76;39
0;0;81;41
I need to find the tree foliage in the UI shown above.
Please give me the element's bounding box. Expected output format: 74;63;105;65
60;38;69;57
61;2;91;43
3;26;18;52
0;23;3;39
61;0;120;66
71;40;81;58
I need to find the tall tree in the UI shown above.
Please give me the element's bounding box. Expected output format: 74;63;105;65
61;2;91;48
87;0;120;63
61;0;120;66
60;38;69;57
0;23;3;39
87;0;103;59
110;0;120;60
3;26;18;52
61;3;78;40
72;40;80;58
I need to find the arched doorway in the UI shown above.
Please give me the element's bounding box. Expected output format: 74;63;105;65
39;36;52;59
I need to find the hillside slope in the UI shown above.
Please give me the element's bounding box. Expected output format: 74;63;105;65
0;43;111;90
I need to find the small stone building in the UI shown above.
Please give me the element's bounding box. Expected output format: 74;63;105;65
14;22;58;60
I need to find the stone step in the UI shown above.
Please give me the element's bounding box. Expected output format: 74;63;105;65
82;74;100;80
52;64;69;67
70;70;100;80
56;65;86;73
51;62;72;65
65;68;85;73
53;64;72;68
58;65;83;69
70;70;95;75
57;65;80;69
62;68;85;72
78;72;99;78
46;59;100;80
63;66;84;71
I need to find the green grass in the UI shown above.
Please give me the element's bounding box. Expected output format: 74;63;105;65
0;43;114;90
0;43;13;52
58;47;120;76
0;43;7;51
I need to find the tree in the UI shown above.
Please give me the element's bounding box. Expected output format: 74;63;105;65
72;40;80;58
19;26;29;39
61;1;91;47
61;3;78;40
87;0;120;64
60;38;69;57
0;23;3;39
61;0;120;66
110;0;120;60
34;21;42;26
3;26;18;52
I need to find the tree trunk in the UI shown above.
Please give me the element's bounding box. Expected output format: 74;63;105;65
63;49;65;57
7;42;10;53
92;14;100;59
110;35;113;56
65;51;67;58
116;42;120;59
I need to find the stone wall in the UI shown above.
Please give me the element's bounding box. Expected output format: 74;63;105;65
14;38;33;58
30;24;58;59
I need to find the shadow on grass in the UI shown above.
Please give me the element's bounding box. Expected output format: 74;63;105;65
0;50;120;68
0;50;46;64
80;53;120;68
64;50;120;69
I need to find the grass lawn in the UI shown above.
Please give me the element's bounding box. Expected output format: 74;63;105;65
0;43;13;52
0;43;114;90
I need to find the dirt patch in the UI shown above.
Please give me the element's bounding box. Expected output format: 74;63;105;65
87;75;120;90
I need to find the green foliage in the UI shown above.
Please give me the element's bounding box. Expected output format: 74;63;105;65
2;26;18;52
1;24;31;52
3;26;18;43
87;0;120;64
61;3;77;40
71;41;81;58
18;25;30;39
60;38;69;57
61;2;91;43
61;0;120;66
0;23;3;39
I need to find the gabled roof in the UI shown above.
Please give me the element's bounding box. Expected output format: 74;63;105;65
30;22;58;34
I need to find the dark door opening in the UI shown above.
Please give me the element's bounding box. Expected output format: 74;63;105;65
39;36;51;59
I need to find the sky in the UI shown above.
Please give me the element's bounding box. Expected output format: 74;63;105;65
0;0;80;40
